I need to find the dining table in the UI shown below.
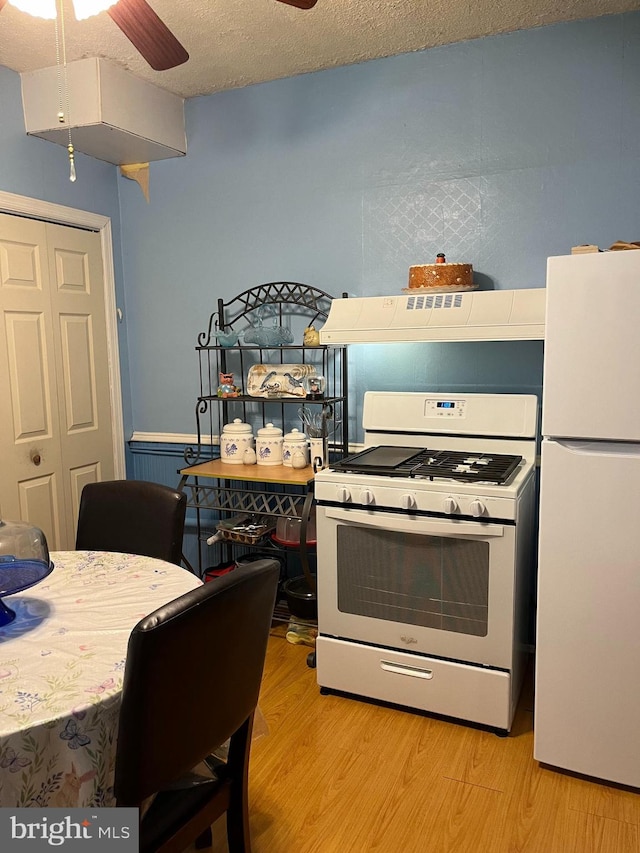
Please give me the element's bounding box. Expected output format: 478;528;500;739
0;550;201;808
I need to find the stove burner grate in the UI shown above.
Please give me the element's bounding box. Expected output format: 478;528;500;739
332;447;523;485
407;449;522;484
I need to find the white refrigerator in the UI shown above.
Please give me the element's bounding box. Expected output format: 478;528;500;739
534;250;640;788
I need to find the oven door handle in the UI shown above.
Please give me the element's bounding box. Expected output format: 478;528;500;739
323;506;505;538
380;660;434;679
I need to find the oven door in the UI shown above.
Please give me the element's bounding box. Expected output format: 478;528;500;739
317;505;519;670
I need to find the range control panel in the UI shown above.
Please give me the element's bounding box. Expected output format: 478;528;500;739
314;476;519;521
362;391;538;438
425;399;467;418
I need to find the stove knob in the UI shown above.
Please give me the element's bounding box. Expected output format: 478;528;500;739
359;489;375;506
401;494;416;510
443;496;458;514
336;486;351;503
469;500;486;518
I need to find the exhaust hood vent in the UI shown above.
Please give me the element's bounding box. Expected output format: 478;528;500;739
320;288;545;344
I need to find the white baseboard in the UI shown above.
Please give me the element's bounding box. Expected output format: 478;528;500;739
130;432;218;445
129;433;360;452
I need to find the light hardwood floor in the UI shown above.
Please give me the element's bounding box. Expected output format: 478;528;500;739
204;632;639;853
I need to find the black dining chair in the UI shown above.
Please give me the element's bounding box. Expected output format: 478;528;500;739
75;480;187;566
114;559;280;853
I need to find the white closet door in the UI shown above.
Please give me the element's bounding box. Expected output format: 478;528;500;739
46;221;115;546
0;213;115;549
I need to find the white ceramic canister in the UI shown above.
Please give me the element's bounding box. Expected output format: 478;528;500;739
282;428;309;467
255;423;284;466
220;418;254;464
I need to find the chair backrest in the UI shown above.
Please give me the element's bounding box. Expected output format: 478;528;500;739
114;559;280;807
75;480;187;566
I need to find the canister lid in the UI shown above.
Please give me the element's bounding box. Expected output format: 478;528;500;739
257;422;283;437
283;427;307;442
222;418;253;434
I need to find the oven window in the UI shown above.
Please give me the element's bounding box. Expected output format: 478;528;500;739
337;526;490;637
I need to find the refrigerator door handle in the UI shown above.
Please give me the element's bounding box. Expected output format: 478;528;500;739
550;439;640;458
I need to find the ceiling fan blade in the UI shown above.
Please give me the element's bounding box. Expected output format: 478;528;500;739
275;0;318;8
107;0;189;71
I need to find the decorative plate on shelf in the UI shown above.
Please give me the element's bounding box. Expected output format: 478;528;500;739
247;364;317;398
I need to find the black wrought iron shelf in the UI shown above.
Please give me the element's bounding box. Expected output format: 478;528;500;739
195;344;337;351
178;282;349;579
179;459;315;487
178;469;314;521
196;394;344;404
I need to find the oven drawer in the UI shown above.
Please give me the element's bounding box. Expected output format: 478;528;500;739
316;636;512;731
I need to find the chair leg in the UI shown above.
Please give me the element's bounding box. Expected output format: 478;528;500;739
226;798;251;853
226;716;254;853
195;827;213;849
226;792;251;853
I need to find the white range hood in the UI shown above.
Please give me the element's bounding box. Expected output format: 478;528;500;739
320;288;545;344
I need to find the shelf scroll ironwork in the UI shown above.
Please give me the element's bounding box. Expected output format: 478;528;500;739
180;483;304;518
198;281;336;346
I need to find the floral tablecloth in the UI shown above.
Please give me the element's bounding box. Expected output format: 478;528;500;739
0;551;201;808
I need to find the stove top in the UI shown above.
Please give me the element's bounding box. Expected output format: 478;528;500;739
331;445;523;485
315;393;538;520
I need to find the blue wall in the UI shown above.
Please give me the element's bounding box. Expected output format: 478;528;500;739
0;64;134;457
2;11;639;461
3;13;638;572
116;12;639;445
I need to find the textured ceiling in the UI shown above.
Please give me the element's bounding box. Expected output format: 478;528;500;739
1;0;638;99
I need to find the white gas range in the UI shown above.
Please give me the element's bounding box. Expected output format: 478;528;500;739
314;391;538;733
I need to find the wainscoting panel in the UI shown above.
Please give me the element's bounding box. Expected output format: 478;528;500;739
128;439;216;576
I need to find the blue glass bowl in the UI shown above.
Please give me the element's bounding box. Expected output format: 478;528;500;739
0;558;54;627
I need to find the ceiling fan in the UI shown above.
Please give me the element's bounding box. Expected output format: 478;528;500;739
0;0;319;71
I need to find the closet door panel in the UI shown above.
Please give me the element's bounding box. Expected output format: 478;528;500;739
47;222;115;547
0;214;65;548
0;214;114;550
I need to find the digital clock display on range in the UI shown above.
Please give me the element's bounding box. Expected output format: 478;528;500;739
436;401;456;409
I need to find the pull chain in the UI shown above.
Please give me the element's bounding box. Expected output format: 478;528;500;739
54;0;76;182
